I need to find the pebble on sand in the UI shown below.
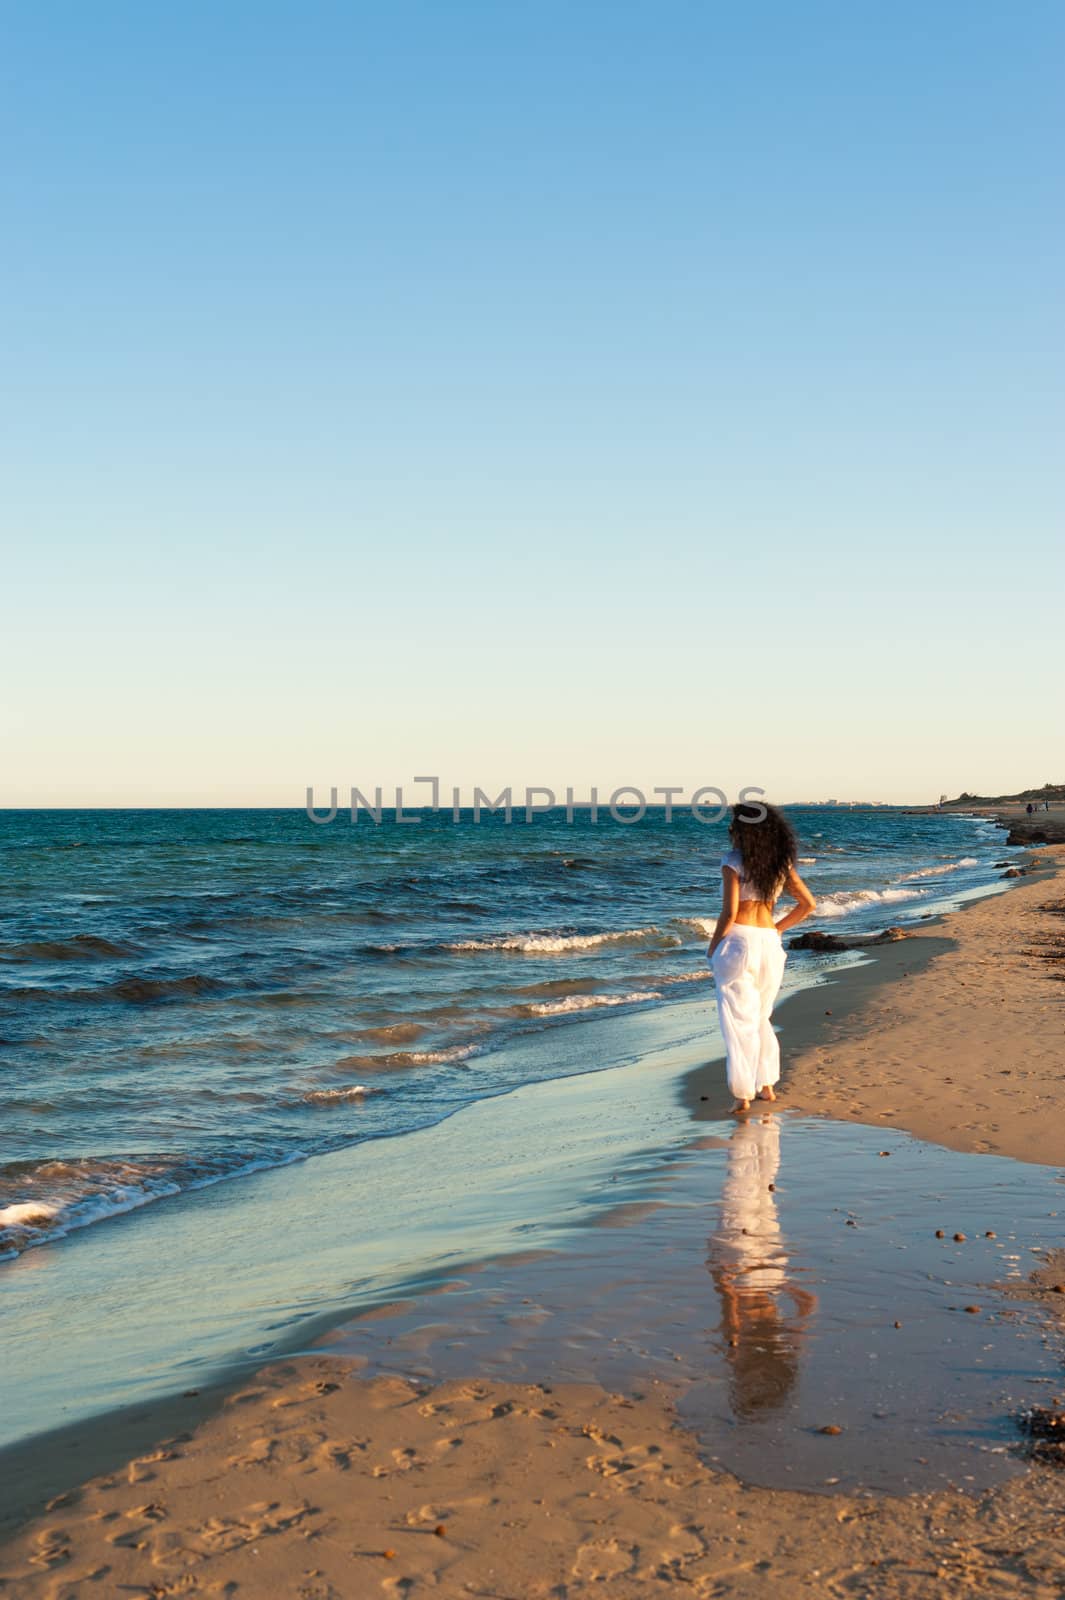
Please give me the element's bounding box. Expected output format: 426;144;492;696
434;1524;447;1538
963;1305;982;1315
953;1233;966;1242
935;1230;946;1238
819;1424;843;1436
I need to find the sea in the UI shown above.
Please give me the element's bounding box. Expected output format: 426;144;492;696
0;805;1009;1265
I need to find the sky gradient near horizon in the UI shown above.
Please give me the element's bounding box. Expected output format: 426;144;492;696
3;1;1063;806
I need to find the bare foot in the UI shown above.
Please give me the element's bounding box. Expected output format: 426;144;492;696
732;1099;751;1115
758;1086;776;1102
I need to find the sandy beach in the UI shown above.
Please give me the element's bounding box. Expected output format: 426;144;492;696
2;1343;1064;1600
780;841;1065;1166
2;834;1064;1597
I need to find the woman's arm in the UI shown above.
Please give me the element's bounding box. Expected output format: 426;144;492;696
774;868;817;935
708;867;740;958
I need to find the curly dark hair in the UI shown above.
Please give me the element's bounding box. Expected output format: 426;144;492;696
729;802;797;902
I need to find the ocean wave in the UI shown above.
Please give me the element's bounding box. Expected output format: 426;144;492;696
108;973;226;1002
405;1045;477;1065
897;857;979;881
445;926;681;954
1;971;228;1006
0;1200;61;1230
0;1148;307;1261
510;976;604;1000
0;935;135;963
355;1021;428;1045
328;1044;479;1074
522;989;662;1016
299;1085;372;1106
813;887;923;918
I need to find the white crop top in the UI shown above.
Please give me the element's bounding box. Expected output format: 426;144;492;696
721;848;786;905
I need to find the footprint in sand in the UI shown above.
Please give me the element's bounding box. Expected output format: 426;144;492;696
106;1523;152;1552
43;1491;78;1513
128;1574;200;1597
38;1570;113;1600
298;1578;343;1600
572;1539;635;1581
271;1380;340;1410
585;1441;666;1484
226;1387;268;1407
28;1529;71;1569
193;1500;316;1556
312;1438;365;1471
128;1502;168;1522
230;1431;323;1470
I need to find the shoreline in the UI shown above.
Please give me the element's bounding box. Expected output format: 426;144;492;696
3;853;1065;1592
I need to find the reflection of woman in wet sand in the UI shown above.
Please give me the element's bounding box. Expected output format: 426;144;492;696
707;802;816;1113
708;1117;817;1418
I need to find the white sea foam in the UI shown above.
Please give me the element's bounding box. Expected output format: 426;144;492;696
813;887;923;918
0;1151;310;1260
405;1045;477;1064
797;857;816;864
898;857;979;881
302;1084;371;1105
0;1201;61;1229
447;926;679;954
0;1183;178;1255
525;990;662;1016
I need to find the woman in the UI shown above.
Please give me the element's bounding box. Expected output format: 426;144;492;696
707;803;816;1113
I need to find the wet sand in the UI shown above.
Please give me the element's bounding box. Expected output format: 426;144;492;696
315;1115;1065;1498
3;848;1065;1597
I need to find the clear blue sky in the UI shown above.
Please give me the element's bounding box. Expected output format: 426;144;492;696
3;1;1062;805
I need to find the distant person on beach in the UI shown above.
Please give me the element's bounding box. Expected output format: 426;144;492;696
707;803;817;1114
1027;803;1035;818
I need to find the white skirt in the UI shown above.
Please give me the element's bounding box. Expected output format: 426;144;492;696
709;926;787;1101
